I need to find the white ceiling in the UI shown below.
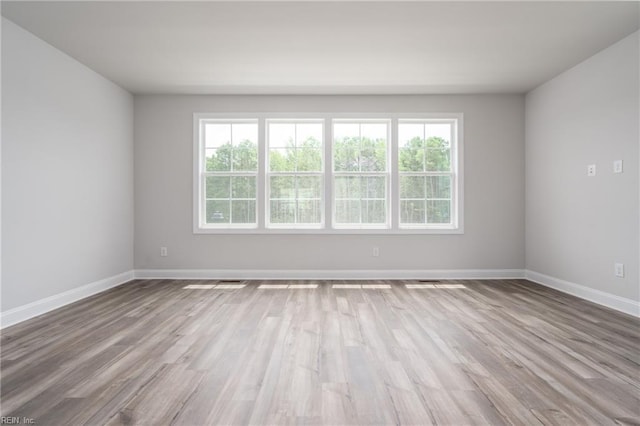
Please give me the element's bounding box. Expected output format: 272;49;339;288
2;1;638;95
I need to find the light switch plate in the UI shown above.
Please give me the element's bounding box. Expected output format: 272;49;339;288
587;164;596;176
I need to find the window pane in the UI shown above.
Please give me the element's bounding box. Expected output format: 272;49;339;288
362;200;386;224
361;123;387;141
334;176;361;199
397;120;456;228
205;123;231;149
427;200;451;224
400;176;425;199
206;200;230;224
269;148;296;172
295;123;323;148
232;123;257;145
364;176;385;199
231;176;256;199
400;200;425;224
232;141;258;171
206;176;230;199
267;121;325;226
398;123;423;146
269;123;295;148
297;200;321;224
332;120;389;226
270;122;323;172
426;176;451;199
360;138;386;172
425;123;451;148
270;200;295;224
360;124;387;172
426;149;450;171
270;176;295;199
297;176;322;199
398;141;425;172
334;122;388;172
206;147;232;172
333;138;359;172
333;123;359;140
335;200;360;224
296;146;322;172
231;200;255;224
398;122;425;173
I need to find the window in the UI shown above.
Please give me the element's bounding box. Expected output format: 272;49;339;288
266;120;324;228
194;113;462;234
197;120;258;228
332;120;389;228
398;120;457;228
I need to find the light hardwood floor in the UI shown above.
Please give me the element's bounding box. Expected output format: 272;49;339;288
1;279;639;425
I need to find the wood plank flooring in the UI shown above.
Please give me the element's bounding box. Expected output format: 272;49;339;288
1;279;639;425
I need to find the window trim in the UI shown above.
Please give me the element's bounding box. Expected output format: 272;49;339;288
194;118;260;230
397;118;460;229
193;112;464;235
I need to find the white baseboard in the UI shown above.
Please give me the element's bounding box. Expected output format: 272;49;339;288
525;270;639;318
4;269;633;328
1;270;135;329
134;268;525;280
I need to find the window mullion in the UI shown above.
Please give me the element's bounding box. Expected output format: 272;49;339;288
293;124;298;225
325;118;333;229
258;118;266;229
390;117;399;230
294;174;299;224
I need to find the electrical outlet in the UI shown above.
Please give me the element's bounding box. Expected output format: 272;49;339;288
160;247;168;257
372;246;380;257
614;263;624;278
613;160;623;174
587;164;596;177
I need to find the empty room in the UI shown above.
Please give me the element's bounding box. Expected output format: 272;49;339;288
1;1;639;425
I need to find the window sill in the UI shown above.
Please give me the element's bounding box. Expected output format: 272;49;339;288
193;227;463;235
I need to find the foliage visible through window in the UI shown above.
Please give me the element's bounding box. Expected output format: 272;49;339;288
195;114;461;232
267;121;323;227
398;121;453;226
333;121;389;227
203;121;258;226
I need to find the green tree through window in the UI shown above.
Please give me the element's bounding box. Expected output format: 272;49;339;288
203;121;258;225
197;116;460;232
267;121;323;226
398;123;453;226
333;121;389;227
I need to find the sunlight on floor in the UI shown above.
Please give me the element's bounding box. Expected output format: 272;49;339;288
183;284;246;289
183;283;467;290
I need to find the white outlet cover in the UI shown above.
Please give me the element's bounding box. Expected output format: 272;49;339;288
613;160;623;173
614;263;624;278
587;164;596;176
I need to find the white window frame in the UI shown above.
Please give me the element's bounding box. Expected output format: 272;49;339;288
193;113;464;234
265;119;325;229
194;117;259;230
397;118;460;230
331;119;391;230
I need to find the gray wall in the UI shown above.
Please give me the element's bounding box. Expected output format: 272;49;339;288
134;95;525;273
526;31;639;301
1;18;134;310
